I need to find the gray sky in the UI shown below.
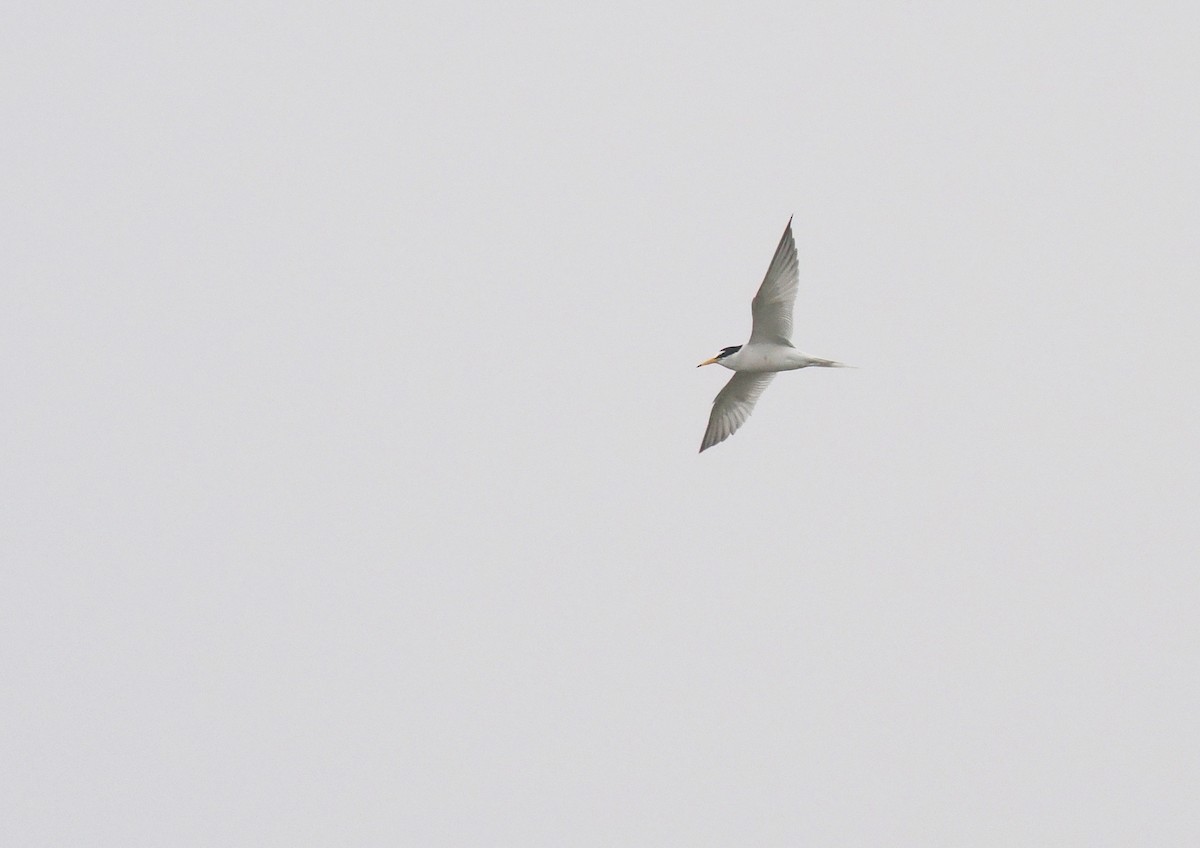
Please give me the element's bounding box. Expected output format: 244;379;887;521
4;1;1199;845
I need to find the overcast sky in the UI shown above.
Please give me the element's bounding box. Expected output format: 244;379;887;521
4;1;1199;845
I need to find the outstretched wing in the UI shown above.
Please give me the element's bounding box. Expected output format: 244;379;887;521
749;217;799;345
700;372;777;452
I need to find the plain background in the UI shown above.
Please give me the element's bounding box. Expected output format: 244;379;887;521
4;1;1199;845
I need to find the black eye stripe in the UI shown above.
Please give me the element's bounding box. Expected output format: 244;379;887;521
718;345;742;358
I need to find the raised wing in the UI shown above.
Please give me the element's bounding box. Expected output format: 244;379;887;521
700;372;777;452
749;217;799;345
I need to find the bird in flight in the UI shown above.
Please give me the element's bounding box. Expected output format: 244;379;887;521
697;217;848;452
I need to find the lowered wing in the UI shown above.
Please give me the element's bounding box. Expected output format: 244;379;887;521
700;371;777;452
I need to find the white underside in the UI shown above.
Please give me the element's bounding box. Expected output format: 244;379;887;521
717;343;835;372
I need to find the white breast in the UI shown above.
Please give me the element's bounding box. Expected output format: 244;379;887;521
720;343;809;372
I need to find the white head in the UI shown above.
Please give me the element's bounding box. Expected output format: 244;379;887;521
697;345;742;368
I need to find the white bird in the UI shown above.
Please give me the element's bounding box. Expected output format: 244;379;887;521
697;217;848;452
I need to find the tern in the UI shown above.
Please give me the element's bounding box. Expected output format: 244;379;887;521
697;217;848;452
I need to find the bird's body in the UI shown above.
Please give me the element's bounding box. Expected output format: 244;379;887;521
709;343;838;373
697;218;847;452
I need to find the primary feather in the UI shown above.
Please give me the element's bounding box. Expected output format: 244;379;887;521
700;372;777;452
